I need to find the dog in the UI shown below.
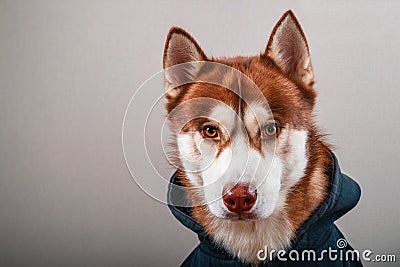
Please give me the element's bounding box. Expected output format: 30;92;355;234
164;10;362;266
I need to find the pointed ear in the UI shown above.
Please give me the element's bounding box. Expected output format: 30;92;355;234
163;27;206;69
163;27;207;99
265;10;314;87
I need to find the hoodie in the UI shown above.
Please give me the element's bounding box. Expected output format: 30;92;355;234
167;153;362;266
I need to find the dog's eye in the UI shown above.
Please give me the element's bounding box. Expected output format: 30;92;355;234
264;123;280;137
202;126;219;139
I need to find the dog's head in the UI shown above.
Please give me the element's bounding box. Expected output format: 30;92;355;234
163;11;317;221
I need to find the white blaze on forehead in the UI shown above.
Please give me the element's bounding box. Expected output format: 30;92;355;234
243;103;274;138
208;104;237;133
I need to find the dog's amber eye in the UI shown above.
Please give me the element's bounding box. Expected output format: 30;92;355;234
265;123;279;136
202;126;219;138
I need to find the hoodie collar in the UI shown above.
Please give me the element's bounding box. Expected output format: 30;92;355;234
167;152;361;252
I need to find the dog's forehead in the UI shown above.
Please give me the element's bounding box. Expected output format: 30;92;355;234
188;67;276;134
243;102;273;136
209;101;273;134
209;104;237;131
173;57;314;132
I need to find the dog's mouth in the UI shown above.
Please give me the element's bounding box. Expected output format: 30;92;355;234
224;212;258;221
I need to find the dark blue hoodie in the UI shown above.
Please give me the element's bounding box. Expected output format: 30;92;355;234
168;153;362;266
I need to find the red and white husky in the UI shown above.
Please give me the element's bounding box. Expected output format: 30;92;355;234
163;10;333;264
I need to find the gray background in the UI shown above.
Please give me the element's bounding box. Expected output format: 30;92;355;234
0;0;399;266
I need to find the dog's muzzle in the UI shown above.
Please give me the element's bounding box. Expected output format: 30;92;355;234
222;183;257;217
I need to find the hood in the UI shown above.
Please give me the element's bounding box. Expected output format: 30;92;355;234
167;152;361;254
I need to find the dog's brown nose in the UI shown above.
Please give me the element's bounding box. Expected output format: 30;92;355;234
222;183;257;213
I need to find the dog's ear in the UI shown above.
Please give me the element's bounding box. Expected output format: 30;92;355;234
163;27;206;69
265;10;314;87
163;27;207;99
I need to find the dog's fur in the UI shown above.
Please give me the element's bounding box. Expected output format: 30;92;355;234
163;10;332;264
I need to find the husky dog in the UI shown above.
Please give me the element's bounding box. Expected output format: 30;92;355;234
164;10;362;266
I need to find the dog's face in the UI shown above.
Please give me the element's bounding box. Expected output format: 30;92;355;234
163;11;316;221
